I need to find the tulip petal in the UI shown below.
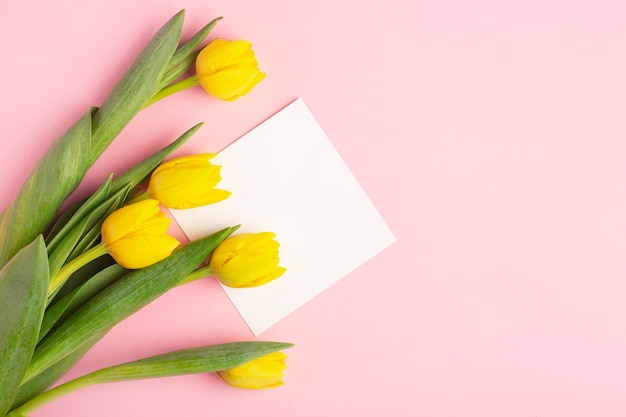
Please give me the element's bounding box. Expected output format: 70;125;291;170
101;199;180;269
239;267;286;289
197;39;257;73
107;234;180;269
156;154;216;171
209;232;285;288
195;39;265;102
148;154;231;209
217;351;288;390
101;200;164;245
200;67;265;101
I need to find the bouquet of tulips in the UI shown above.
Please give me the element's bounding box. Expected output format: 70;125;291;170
0;11;292;417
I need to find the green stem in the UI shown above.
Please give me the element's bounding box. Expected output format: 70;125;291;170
48;244;109;297
8;374;97;416
144;75;200;107
176;265;211;286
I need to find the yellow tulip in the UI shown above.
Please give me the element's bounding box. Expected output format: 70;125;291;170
147;154;231;209
217;352;288;389
208;232;286;288
195;39;265;101
49;199;180;295
101;199;180;269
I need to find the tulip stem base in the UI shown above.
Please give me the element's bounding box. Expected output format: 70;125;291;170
177;265;212;286
145;75;199;107
48;243;109;297
8;374;96;417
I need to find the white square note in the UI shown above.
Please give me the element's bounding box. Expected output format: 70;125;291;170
170;99;396;334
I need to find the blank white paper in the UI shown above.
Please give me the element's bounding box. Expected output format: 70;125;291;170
170;98;396;335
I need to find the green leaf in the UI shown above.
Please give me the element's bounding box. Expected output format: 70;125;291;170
66;183;131;260
88;11;185;165
10;341;292;416
110;122;203;195
44;121;202;254
0;11;186;270
0;237;49;416
10;345;91;411
45;121;199;281
48;257;116;305
159;17;222;88
39;264;128;342
23;226;239;385
45;175;113;249
0;111;92;269
88;341;293;382
167;17;221;72
46;184;126;279
45;185;131;302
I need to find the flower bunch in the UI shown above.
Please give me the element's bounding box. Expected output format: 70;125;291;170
0;11;291;417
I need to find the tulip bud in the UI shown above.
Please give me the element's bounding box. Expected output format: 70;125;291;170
196;39;265;101
101;199;180;269
209;232;286;288
216;351;288;389
147;154;231;209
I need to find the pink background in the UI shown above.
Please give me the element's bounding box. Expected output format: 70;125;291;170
1;1;626;416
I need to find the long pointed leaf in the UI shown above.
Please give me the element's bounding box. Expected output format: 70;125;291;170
0;11;186;270
66;183;131;260
45;122;202;246
88;11;185;164
23;226;239;385
167;17;221;73
10;345;91;411
39;264;128;342
12;341;292;415
0;112;91;268
0;237;49;415
88;341;293;382
110;122;203;194
45;176;113;249
159;17;222;88
46;187;123;279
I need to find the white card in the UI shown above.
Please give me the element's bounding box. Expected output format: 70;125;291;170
170;99;396;335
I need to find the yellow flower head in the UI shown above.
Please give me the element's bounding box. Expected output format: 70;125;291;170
209;232;286;288
217;351;288;390
101;199;180;269
147;154;231;209
196;39;265;101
